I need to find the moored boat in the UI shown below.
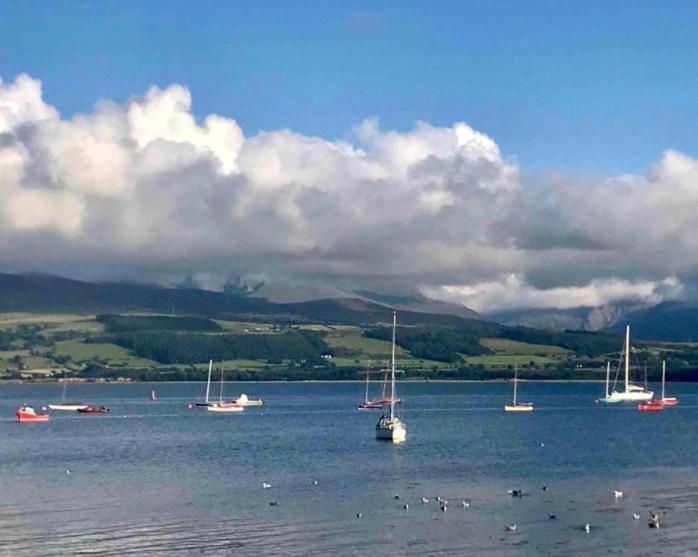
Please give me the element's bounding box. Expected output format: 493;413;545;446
48;383;87;411
16;405;50;422
638;400;664;412
658;360;679;406
602;326;653;402
207;367;244;413
77;405;110;414
357;362;382;410
375;312;407;443
504;366;534;412
196;360;215;407
232;393;263;406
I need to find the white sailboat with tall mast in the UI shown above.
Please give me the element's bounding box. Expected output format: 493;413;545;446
504;366;533;412
659;360;679;406
375;312;406;442
208;367;243;413
358;361;382;410
48;382;88;411
604;325;653;402
196;359;214;407
597;362;621;404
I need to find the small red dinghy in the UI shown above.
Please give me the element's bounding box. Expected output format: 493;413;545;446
16;405;50;422
638;401;664;412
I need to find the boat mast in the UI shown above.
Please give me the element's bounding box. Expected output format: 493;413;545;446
205;359;213;404
513;366;518;405
61;382;67;403
624;325;630;393
364;361;370;404
390;311;396;420
662;360;666;400
219;368;224;404
605;361;610;397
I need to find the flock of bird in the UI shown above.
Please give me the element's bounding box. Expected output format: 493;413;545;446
259;480;664;534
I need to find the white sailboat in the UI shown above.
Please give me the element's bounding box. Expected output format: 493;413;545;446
208;367;243;413
196;360;214;407
604;325;653;402
48;382;88;411
375;311;407;442
659;360;679;406
597;362;621;404
504;366;533;412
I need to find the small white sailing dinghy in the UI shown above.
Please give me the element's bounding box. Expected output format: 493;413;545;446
48;382;88;411
603;325;653;402
504;366;533;412
376;311;406;442
658;360;679;406
196;360;214;407
208;367;243;413
597;362;622;404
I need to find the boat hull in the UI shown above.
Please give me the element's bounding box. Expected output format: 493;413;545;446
606;390;653;402
48;404;88;411
77;406;109;414
638;402;664;412
16;408;50;422
659;397;679;406
208;403;244;413
375;417;406;442
358;403;383;410
504;404;534;412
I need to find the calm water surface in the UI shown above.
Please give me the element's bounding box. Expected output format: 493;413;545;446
1;381;698;556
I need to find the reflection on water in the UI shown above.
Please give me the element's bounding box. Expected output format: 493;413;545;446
1;381;698;555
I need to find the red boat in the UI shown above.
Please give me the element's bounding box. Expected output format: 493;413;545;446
638;401;664;412
16;405;50;422
77;405;110;414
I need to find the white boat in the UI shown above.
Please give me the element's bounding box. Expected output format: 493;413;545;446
659;360;679;406
208;367;243;413
375;311;406;442
504;366;533;412
232;393;263;406
196;360;214;407
603;326;653;402
597;362;622;404
48;383;88;411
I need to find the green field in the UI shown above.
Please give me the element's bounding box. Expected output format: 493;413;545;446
462;354;556;366
480;337;571;356
52;340;158;367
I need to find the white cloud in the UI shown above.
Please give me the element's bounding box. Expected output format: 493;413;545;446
0;72;697;312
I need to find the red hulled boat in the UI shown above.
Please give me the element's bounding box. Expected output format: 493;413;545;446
16;405;50;422
638;401;664;412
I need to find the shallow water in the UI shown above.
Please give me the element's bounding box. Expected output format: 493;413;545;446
1;381;698;556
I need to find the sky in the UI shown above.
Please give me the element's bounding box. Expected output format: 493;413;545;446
1;1;698;312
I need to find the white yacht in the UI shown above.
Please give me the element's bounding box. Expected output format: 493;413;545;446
603;325;653;402
375;311;406;443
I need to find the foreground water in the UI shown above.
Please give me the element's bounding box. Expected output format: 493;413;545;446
1;381;698;556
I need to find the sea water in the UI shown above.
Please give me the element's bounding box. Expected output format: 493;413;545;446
1;381;698;556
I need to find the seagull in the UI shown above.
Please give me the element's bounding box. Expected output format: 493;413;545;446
632;513;640;520
313;480;318;486
421;497;430;504
648;511;661;529
614;490;624;498
548;514;557;520
262;482;272;489
508;489;523;497
269;501;279;506
542;485;548;491
440;503;448;512
356;513;362;518
403;504;409;511
505;523;518;532
394;494;400;500
65;469;71;475
539;442;545;447
584;523;591;533
461;500;471;508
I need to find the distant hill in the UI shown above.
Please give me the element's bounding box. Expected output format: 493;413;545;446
0;273;483;328
608;301;698;341
354;290;481;320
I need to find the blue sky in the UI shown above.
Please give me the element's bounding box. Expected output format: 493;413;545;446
1;0;697;175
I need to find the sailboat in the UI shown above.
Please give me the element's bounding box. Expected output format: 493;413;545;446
208;367;243;413
196;360;214;407
504;366;533;412
603;325;653;402
48;382;87;411
375;312;406;442
597;362;622;404
658;360;679;406
358;362;382;410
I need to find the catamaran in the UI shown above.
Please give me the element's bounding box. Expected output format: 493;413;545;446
48;382;88;411
602;325;653;402
208;367;243;413
504;366;533;412
375;312;406;442
658;360;679;406
358;362;382;410
196;360;214;407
